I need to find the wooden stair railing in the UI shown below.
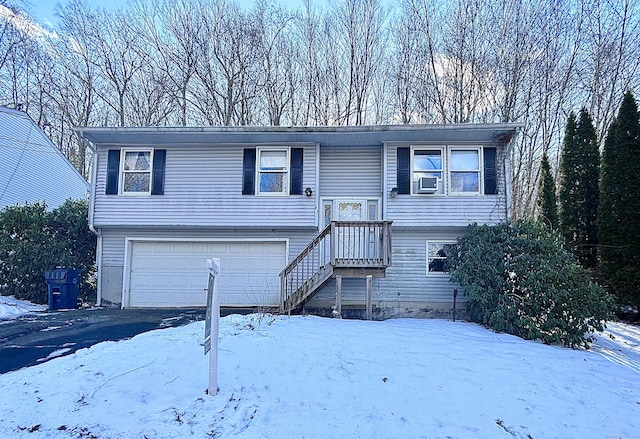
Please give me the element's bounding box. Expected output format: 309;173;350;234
280;221;392;313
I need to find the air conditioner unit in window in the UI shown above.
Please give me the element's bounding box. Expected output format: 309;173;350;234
418;177;438;193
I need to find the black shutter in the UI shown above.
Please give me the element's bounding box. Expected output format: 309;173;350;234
242;148;256;195
106;149;120;195
290;148;303;195
484;147;497;195
151;149;166;195
397;147;410;195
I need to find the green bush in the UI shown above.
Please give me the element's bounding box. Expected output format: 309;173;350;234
0;200;96;304
446;220;614;348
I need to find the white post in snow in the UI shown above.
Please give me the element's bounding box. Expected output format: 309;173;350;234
204;258;220;396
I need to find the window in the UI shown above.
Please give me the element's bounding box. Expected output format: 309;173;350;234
449;148;481;194
242;147;303;196
426;241;455;275
399;146;495;196
121;149;153;195
412;148;444;194
257;148;289;195
106;148;165;196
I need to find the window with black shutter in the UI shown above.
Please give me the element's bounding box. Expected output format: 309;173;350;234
105;148;166;196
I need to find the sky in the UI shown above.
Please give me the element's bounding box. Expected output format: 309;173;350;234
1;295;640;438
26;0;129;27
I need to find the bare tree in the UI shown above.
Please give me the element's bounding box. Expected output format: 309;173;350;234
192;0;260;126
81;6;146;126
251;0;298;126
579;0;640;143
296;0;343;125
133;0;203;126
334;0;387;125
0;2;31;108
46;0;104;177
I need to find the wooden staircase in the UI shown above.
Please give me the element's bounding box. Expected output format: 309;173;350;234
280;221;392;314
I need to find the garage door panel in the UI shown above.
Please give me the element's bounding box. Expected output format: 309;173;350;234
128;240;286;308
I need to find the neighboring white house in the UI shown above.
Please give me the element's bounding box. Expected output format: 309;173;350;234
77;123;522;318
0;106;89;210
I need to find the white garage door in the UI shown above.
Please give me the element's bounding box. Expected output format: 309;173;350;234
127;240;287;308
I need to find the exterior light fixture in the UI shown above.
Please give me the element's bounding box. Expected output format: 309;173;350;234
305;187;313;197
390;187;398;198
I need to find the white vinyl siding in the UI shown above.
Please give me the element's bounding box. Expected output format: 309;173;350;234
319;146;382;197
0;108;89;210
307;230;465;307
93;145;316;228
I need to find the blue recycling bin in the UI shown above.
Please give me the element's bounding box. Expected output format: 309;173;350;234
45;268;81;310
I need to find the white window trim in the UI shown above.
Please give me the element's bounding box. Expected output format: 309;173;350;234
411;145;446;196
119;148;154;196
426;240;455;276
447;146;483;196
256;147;290;196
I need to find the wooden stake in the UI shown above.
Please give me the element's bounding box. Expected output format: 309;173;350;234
365;275;372;320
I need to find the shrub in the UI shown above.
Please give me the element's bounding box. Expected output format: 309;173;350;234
0;200;96;304
447;220;614;348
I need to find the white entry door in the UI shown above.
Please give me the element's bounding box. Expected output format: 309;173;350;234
322;198;378;226
335;200;365;260
322;198;379;260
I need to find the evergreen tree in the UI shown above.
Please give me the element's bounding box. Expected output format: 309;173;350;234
559;109;600;269
536;152;558;229
598;91;640;307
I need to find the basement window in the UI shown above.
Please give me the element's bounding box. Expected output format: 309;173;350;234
426;241;455;275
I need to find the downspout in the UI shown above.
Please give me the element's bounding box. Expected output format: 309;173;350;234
86;139;103;306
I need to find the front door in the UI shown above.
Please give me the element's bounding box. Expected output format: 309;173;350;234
322;198;379;261
322;198;378;227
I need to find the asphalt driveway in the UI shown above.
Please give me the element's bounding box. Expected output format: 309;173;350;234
0;307;206;374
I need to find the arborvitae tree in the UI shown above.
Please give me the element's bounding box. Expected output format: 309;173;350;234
536;152;558;229
559;109;600;269
598;91;640;307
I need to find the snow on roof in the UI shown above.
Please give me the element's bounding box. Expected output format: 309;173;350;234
0;107;89;210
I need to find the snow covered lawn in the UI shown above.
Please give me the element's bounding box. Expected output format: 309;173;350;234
0;311;638;439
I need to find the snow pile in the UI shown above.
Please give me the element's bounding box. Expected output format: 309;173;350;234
0;296;46;320
0;314;638;438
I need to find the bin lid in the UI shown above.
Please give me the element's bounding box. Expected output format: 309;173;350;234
44;268;79;281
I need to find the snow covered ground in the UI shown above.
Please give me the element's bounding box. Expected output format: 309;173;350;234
0;299;639;438
0;295;46;320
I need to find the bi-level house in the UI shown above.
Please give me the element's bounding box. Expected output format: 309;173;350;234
77;124;521;318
